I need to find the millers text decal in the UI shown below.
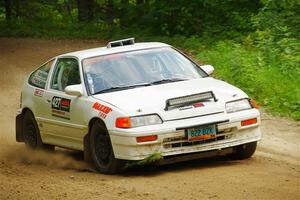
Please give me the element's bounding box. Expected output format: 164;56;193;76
92;102;112;119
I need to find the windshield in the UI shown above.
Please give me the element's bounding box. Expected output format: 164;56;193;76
82;47;207;95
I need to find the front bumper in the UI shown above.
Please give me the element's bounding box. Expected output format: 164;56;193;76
109;109;262;161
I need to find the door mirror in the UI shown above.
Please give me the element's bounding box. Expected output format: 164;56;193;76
65;84;83;96
201;65;214;75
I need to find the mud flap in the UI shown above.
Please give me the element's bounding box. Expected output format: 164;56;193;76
83;134;92;163
15;113;24;142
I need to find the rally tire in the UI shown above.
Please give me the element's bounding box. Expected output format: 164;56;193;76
230;141;257;160
22;111;54;151
90;120;124;174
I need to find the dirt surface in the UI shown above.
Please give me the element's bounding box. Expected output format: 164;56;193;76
0;38;299;200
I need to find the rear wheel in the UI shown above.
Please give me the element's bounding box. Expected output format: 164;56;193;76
230;142;257;159
90;120;124;174
23;111;54;150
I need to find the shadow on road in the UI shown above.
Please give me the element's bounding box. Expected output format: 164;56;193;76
120;156;242;177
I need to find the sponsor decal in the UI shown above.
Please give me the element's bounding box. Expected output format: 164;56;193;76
179;102;204;111
83;54;122;66
34;88;44;97
51;96;71;119
179;105;193;111
92;102;112;119
193;102;204;108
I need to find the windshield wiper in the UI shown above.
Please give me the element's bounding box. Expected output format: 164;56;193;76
93;79;187;94
149;78;188;85
93;83;152;94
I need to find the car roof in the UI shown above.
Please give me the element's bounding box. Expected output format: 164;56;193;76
58;42;170;60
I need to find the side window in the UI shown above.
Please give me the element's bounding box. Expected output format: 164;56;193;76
28;60;54;89
51;58;81;91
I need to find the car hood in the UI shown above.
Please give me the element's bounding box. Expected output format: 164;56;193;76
92;77;248;120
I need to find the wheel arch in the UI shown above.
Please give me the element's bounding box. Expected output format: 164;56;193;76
88;117;108;133
22;107;34;115
83;117;108;163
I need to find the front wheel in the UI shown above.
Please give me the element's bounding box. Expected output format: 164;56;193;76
90;120;124;174
230;141;257;160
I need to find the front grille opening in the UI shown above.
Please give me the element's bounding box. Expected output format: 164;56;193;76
163;128;234;149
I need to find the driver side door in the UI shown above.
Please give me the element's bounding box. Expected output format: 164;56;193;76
40;57;88;150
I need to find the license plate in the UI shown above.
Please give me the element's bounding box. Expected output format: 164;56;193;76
186;124;216;142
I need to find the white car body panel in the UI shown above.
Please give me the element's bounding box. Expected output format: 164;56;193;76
93;77;247;121
17;40;262;162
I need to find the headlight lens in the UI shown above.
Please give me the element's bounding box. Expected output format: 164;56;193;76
116;114;163;128
131;114;162;128
226;99;252;113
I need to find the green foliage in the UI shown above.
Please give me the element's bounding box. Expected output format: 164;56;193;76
123;152;162;169
197;39;300;120
0;0;262;37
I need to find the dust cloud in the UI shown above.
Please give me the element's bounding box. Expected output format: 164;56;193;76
0;38;98;172
0;134;90;172
2;145;88;171
0;88;89;172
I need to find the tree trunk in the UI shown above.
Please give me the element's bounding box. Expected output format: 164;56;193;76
120;0;129;26
77;0;94;22
16;0;20;18
136;0;146;21
4;0;12;22
65;0;73;22
136;0;145;5
106;0;114;24
122;0;129;5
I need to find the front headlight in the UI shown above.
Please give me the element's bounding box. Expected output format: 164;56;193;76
131;114;162;127
116;114;163;128
226;98;252;113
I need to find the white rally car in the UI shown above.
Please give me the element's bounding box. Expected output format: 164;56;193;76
16;38;261;174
